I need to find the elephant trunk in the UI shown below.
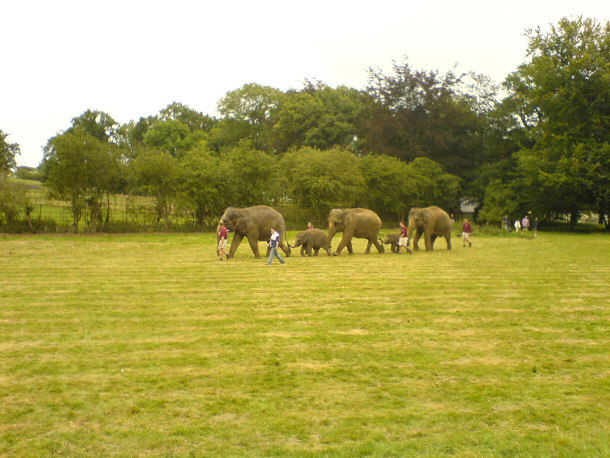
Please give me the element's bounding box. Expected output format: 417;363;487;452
327;226;337;243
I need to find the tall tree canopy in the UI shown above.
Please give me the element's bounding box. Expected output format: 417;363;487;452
274;82;370;152
504;17;609;228
363;60;485;180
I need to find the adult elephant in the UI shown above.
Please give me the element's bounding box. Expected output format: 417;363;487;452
407;206;452;251
289;229;331;256
218;206;291;259
328;208;385;256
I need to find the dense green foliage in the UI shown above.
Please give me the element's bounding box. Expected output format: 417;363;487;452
2;17;608;232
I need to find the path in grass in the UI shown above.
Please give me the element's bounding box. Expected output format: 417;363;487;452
1;232;608;455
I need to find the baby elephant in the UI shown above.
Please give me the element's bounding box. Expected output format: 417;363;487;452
290;229;332;256
382;232;412;254
382;233;401;253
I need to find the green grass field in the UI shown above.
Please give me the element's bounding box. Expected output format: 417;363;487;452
1;231;608;456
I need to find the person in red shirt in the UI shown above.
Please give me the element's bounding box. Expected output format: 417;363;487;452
217;222;229;261
398;221;410;254
462;218;472;247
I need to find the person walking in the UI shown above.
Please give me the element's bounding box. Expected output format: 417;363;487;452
533;217;540;237
397;221;410;254
522;215;530;232
266;226;286;265
514;219;521;232
462;218;473;247
502;215;510;232
217;222;229;261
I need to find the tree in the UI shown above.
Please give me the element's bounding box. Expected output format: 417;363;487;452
159;102;216;132
68;110;119;143
43;129;122;232
131;150;179;230
143;119;207;158
282;147;364;220
216;83;284;152
0;175;30;227
504;17;610;229
359;154;412;222
363;59;485;179
405;157;460;212
178;144;233;227
0;130;20;174
224;140;279;207
274;82;370;152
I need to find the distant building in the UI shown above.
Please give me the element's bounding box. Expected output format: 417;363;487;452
460;198;478;217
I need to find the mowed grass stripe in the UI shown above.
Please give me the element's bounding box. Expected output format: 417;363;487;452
1;232;609;455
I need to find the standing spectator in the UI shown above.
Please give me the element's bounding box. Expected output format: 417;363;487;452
522;215;530;232
450;213;455;223
533;217;540;237
398;221;410;254
502;215;510;231
514;219;521;232
217;222;229;261
462;218;473;247
307;222;314;230
266;226;286;265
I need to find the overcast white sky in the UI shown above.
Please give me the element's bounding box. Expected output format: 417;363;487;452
1;0;608;167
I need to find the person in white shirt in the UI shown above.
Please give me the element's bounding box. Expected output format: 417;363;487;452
266;227;286;265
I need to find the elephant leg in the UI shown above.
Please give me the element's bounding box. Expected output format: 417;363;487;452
307;245;313;256
430;234;437;250
365;240;373;254
313;247;320;256
334;233;353;255
246;236;261;258
446;234;452;250
228;233;244;258
300;244;306;257
347;240;354;254
412;229;422;251
372;237;385;253
425;232;434;251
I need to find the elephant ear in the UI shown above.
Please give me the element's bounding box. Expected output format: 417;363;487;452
344;212;353;227
235;215;249;233
422;210;430;224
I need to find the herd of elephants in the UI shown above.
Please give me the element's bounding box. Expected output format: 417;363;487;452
217;205;453;259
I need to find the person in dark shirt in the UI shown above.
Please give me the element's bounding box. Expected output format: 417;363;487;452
533;217;540;237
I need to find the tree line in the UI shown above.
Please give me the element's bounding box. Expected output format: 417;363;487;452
1;17;608;231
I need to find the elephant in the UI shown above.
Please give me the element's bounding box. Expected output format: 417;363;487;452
327;208;385;256
407;206;452;251
218;205;292;259
381;232;412;254
382;233;401;253
289;229;331;256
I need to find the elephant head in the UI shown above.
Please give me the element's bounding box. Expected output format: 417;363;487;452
327;209;349;242
218;207;247;234
408;207;428;228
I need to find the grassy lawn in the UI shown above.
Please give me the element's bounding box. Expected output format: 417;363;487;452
1;231;608;456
